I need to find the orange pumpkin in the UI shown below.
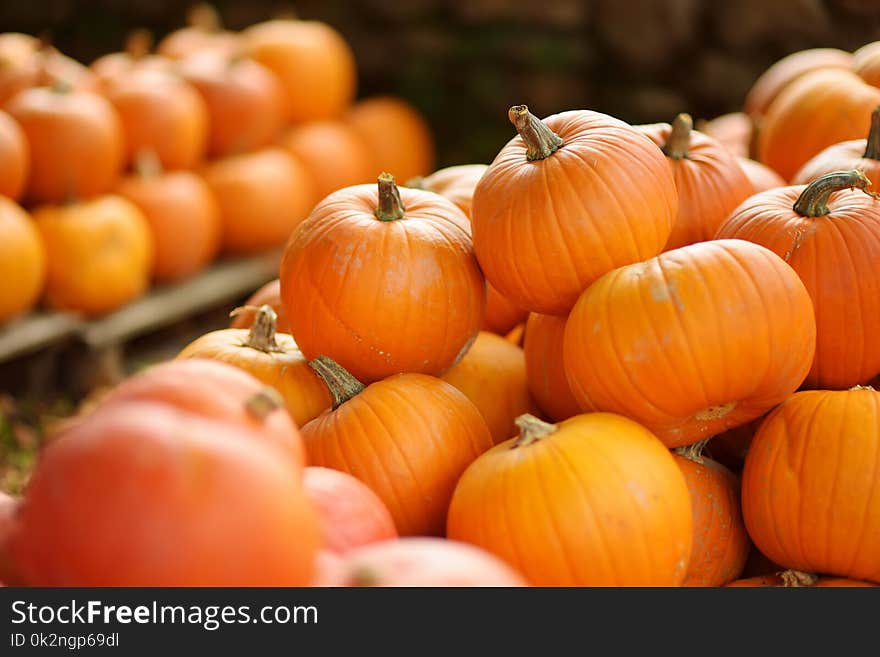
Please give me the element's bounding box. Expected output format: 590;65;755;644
230;279;290;333
563;239;816;448
242;18;356;123
523;312;581;422
0;33;97;106
115;151;220;283
637;113;753;250
441;331;535;444
697;112;752;159
727;572;876;587
280;120;375;201
0;198;45;323
737;156;785;193
281;174;485;383
472;105;677;315
90;29;171;89
0;109;28;200
301;357;493;537
853;40;880;88
32;195;152;316
447;413;693;586
716;170;880;389
155;3;241;61
757;69;880;181
673;445;750;587
3;400;318;586
5;86;123;204
345;96;435;183
177;51;286;157
742;387;880;584
201;147;316;255
177;305;332;428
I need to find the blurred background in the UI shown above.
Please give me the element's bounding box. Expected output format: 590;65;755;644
5;0;880;168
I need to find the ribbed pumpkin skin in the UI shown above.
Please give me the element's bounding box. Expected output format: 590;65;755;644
637;122;752;250
0;198;45;323
472;110;677;316
791;140;880;192
523;313;581;422
301;374;493;537
563;239;816;448
737;157;785;193
742;388;880;584
441;331;534;444
757;69;880;181
715;185;880;389
673;454;750;587
281;184;485;383
446;413;693;586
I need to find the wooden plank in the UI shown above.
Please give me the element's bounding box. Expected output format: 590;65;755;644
0;312;83;363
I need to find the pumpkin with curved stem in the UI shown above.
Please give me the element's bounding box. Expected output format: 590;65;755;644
563;239;816;448
637;113;752;250
742;387;880;584
0;110;29;201
447;413;693;586
230;279;290;333
440;331;535;444
757;69;880;181
472;105;677;316
737;156;785;193
523;312;580;422
716;169;880;389
5;86;123;204
301;357;493;537
303;466;397;555
156;3;241;60
696;112;752;159
177;305;332;428
854;41;880;88
0;198;45;324
281;174;485;383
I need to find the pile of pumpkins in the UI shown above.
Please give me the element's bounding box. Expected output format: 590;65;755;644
1;27;880;588
0;5;435;321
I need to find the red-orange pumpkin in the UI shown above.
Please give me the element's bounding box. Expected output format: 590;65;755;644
737;156;785;193
472;105;677;315
0;198;45;324
716;169;880;389
564;239;816;448
280;174;485;383
522;312;581;422
742;387;880;584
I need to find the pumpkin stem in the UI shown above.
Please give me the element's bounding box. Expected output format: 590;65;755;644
508;105;564;161
124;28;153;60
673;438;710;464
245;386;284;421
186;2;222;32
375;172;406;222
662;113;693;160
513;413;558;448
864;107;880;160
793;169;878;217
849;384;876;392
778;570;819;587
308;356;366;409
230;304;285;353
133;148;163;178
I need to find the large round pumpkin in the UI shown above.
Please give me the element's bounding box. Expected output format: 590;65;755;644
563;239;816;448
636;113;753;250
471;105;677;315
447;413;693;586
522;312;581;422
742;387;880;584
32;195;152;316
716;169;880;389
280;174;485;383
230;279;290;333
301;357;493;537
5;86;123;204
0;109;29;201
0;198;45;323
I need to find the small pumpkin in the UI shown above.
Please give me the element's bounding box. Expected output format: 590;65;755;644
32;195;152;316
90;29;172;89
115;150;221;283
230;279;290;334
563;239;816;448
0;109;29;201
471;105;677;315
716;169;880;389
301;356;493;537
280;173;485;383
201;147;316;255
345;96;435;183
637;113;753;250
522;312;581;423
5;85;124;204
742;387;880;584
0;198;45;324
302;466;397;555
697;112;752;159
155;3;241;61
242;18;356;123
0;33;97;106
447;413;693;586
441;331;535;444
177;305;332;428
737;156;785;193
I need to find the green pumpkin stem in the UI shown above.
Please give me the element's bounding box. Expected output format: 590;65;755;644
308;355;366;409
863;106;880;160
673;438;710;464
513;413;557;448
793;169;877;217
662;113;693;160
375;172;406;222
508;105;564;161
